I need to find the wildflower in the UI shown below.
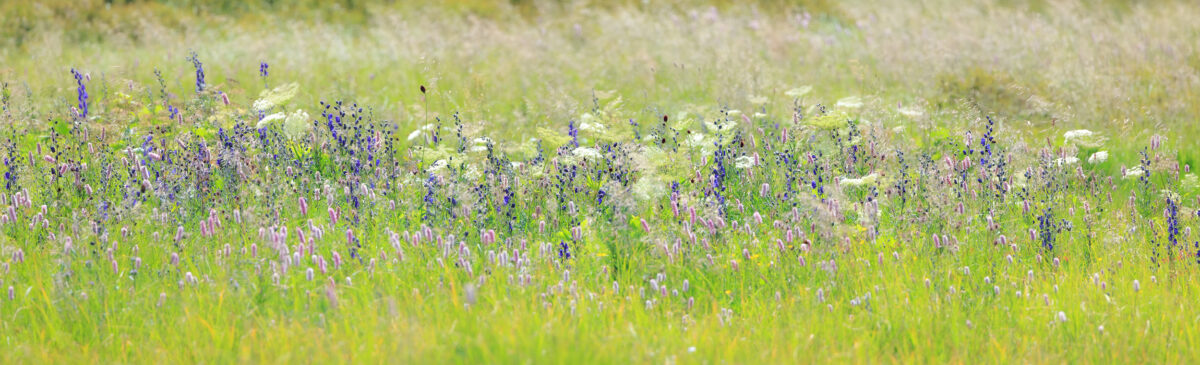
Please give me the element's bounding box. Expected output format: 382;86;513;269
1064;129;1106;148
326;286;339;310
255;112;286;128
578;118;607;134
835;96;863;109
734;156;756;169
464;284;477;306
407;124;435;142
1123;166;1145;179
1054;156;1080;166
632;177;667;201
1150;134;1165;150
283;110;311;138
187;51;206;93
558;241;571;260
572;147;603;160
785;86;813;98
1056;311;1067;323
839;173;879;187
897;106;924;118
1063;129;1094;140
1087;151;1108;164
808;112;850;130
1181;174;1199;192
252;83;300;111
426;159;449;173
70;68;89;119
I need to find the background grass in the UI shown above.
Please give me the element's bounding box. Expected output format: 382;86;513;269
1;0;1199;363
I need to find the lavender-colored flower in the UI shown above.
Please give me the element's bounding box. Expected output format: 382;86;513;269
70;68;88;119
188;51;206;93
558;241;571;260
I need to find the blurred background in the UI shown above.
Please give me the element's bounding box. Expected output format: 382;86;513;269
1;0;1197;161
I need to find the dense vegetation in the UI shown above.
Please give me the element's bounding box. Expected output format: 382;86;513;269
1;0;1199;362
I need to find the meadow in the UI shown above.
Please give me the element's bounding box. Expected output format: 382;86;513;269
1;0;1200;363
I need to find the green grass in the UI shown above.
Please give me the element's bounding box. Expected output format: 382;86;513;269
1;0;1200;363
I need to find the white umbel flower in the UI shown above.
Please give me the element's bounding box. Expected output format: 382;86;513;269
572;147;603;160
836;96;863;109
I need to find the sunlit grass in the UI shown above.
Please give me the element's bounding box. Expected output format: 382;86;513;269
0;0;1199;363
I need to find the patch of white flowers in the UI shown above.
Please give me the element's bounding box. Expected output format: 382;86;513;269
252;83;299;111
468;137;493;153
1055;156;1080;166
1063;129;1094;140
839;173;879;187
836;96;863;109
407;124;436;142
898;106;924;118
734;156;757;169
785;85;812;98
426;159;449;173
1124;166;1145;179
572;146;603;160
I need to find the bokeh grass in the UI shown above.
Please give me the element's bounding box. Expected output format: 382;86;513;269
1;0;1199;363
